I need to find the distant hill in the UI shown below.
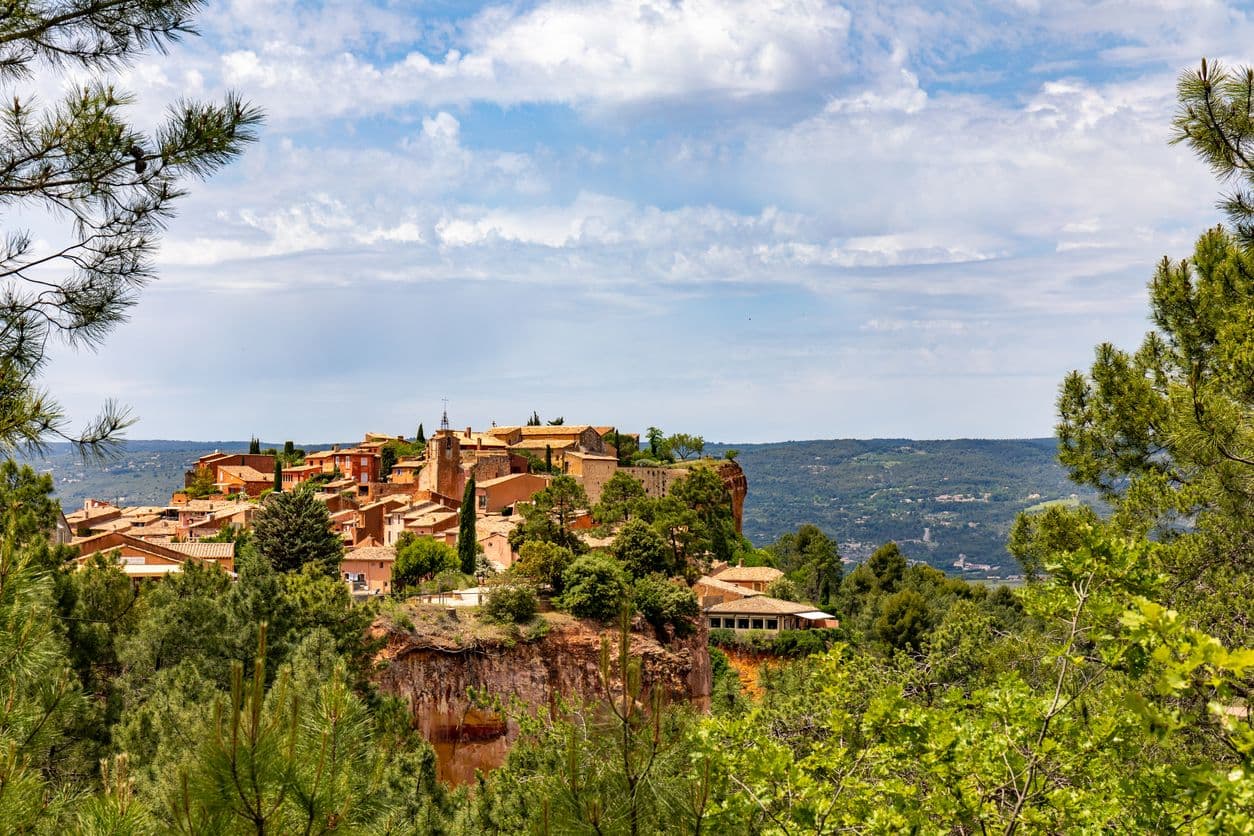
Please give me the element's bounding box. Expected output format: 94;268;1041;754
15;440;344;511
18;437;1095;581
705;438;1099;582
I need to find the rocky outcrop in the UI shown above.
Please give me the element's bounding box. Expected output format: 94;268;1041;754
372;617;712;783
717;460;749;533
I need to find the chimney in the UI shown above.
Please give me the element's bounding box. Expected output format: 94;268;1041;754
465;426;472;439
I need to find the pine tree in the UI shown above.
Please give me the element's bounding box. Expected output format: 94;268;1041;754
0;2;261;456
459;477;477;576
252;491;342;577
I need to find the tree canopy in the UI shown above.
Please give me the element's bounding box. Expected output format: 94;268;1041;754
251;489;343;577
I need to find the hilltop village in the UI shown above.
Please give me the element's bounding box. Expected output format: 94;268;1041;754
61;419;839;633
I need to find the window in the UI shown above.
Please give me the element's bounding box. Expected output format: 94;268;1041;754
751;618;764;630
737;618;750;630
709;617;720;628
766;619;778;630
479;494;487;508
361;456;368;466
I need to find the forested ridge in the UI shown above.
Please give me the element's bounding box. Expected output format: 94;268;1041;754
710;437;1097;578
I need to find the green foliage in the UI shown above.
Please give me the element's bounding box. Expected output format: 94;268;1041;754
593;470;647;525
1173;58;1254;246
511;540;575;593
272;457;282;493
764;576;800;602
393;533;458;594
558;553;629;621
708;627;844;659
379;444;397;479
251;489;342;577
164;628;447;833
873;589;930;650
612;518;675;579
0;459;61;544
769;523;841;607
632;573;698;637
511;475;589;553
865;540;906;592
248;437;260;455
1008;502;1103;580
379;439;422;482
416;422;425;443
667;432;705;460
665;461;739;570
482;584;539;624
184;466;216;499
459;477;477;575
645;426;665;458
471;615;725;835
0;530;87;826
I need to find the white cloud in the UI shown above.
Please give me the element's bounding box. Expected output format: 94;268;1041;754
211;0;853;119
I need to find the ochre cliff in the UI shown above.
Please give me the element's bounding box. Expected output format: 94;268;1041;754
371;615;712;783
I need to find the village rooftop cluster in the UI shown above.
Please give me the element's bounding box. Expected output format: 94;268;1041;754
64;421;835;632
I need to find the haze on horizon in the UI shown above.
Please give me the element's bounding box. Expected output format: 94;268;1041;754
37;0;1254;444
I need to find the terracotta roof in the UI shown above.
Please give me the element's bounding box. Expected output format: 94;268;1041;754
714;566;785;583
217;466;270;482
476;515;521;537
706;596;814;615
305;449;337;459
477;473;549;488
121;506;171;517
517;425;592;436
565;450;617;461
509;438;577;450
166;542;236;559
346;544;396;563
695;577;764;598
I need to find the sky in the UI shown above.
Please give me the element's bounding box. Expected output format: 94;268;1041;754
26;0;1254;443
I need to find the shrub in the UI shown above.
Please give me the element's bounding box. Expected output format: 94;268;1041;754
393;534;458;594
765;576;801;602
557;553;629;621
483;585;539;624
633;574;698;636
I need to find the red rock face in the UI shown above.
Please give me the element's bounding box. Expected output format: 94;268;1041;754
717;460;749;534
372;618;712;784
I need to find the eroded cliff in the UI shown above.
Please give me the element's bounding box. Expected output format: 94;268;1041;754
372;611;711;783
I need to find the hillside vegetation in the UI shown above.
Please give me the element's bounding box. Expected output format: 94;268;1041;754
709;438;1100;580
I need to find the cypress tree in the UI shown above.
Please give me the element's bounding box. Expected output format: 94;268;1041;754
249;436;261;455
458;477;477;576
283;440;295;458
273;459;282;493
416;423;425;443
545;444;552;472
